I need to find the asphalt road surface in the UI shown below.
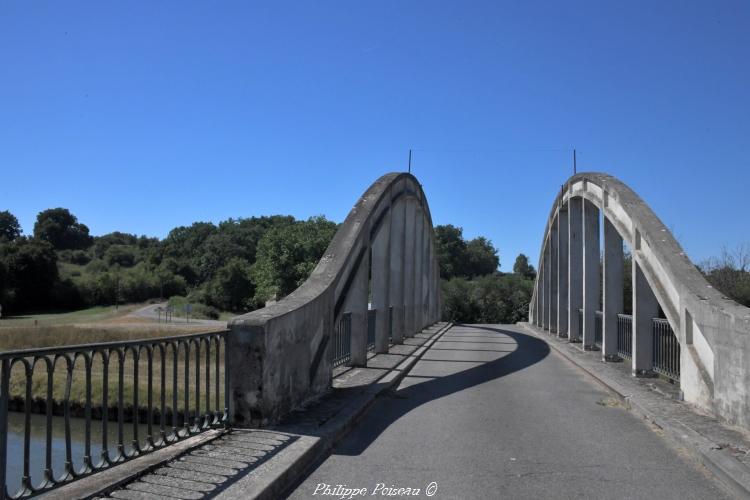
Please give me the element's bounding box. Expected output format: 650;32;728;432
287;324;732;500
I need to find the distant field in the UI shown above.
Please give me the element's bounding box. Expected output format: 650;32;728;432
0;304;142;328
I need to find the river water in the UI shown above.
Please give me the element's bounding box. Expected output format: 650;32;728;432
5;411;149;495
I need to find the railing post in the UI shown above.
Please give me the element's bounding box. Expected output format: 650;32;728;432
602;217;623;360
633;259;659;376
567;197;583;341
557;204;569;337
0;359;9;500
582;198;600;349
372;196;392;354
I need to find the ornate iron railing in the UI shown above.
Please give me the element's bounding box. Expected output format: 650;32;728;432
0;330;228;499
652;318;680;382
332;312;352;367
594;311;603;347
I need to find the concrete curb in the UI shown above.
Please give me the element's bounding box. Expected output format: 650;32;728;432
518;322;750;500
221;321;455;500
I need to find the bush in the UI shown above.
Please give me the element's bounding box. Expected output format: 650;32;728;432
441;274;533;324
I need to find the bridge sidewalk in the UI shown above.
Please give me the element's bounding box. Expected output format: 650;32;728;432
519;322;750;499
68;322;452;500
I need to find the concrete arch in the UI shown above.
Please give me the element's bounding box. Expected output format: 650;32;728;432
227;173;441;426
529;172;750;429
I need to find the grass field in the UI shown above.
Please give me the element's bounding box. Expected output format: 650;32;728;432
0;304;143;328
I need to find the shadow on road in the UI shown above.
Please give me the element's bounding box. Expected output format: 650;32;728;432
333;324;549;456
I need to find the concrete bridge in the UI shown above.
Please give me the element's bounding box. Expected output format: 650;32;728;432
2;172;750;499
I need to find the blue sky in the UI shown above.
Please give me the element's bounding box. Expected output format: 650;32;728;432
1;1;748;269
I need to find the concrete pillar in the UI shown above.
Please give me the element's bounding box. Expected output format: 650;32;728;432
422;222;430;329
539;264;545;328
632;259;658;376
403;198;416;337
567;197;583;341
371;203;391;354
557;205;569;337
549;220;559;334
602;217;623;360
582;199;600;349
413;208;424;333
347;245;370;367
544;247;552;331
389;198;406;343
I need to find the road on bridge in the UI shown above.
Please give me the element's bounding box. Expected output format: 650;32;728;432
288;324;731;499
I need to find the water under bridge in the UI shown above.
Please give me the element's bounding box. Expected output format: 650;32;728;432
1;172;749;499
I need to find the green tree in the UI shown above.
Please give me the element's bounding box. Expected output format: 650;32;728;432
513;253;536;280
205;258;255;312
435;225;467;279
251;216;337;302
464;237;500;277
0;210;22;242
33;208;92;250
0;239;59;311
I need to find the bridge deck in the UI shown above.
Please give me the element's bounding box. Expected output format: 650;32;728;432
288;324;731;499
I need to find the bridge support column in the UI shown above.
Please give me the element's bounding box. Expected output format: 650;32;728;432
389;197;406;344
422;222;430;330
632;259;658;376
602;217;623;360
544;243;552;331
414;208;424;333
567;197;583;341
403;198;417;337
582;199;600;349
372;200;391;354
557;205;569;337
348;245;370;367
549;219;559;334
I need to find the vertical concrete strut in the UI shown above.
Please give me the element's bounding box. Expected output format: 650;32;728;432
557;205;569;337
403;198;417;337
347;242;370;367
582;199;600;349
389;196;406;344
549;219;559;334
602;217;623;360
371;193;392;354
414;208;424;333
633;258;659;376
567;197;583;341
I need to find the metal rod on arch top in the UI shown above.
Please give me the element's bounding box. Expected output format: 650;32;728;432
408;149;412;173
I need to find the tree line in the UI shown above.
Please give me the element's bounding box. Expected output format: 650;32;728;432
0;208;336;318
2;206;745;324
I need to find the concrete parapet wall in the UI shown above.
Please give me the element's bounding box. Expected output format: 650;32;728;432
228;173;441;426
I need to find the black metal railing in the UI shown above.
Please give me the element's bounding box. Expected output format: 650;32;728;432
332;312;352;367
594;311;603;347
367;309;376;352
0;330;229;499
653;319;680;382
577;308;583;337
617;314;632;359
